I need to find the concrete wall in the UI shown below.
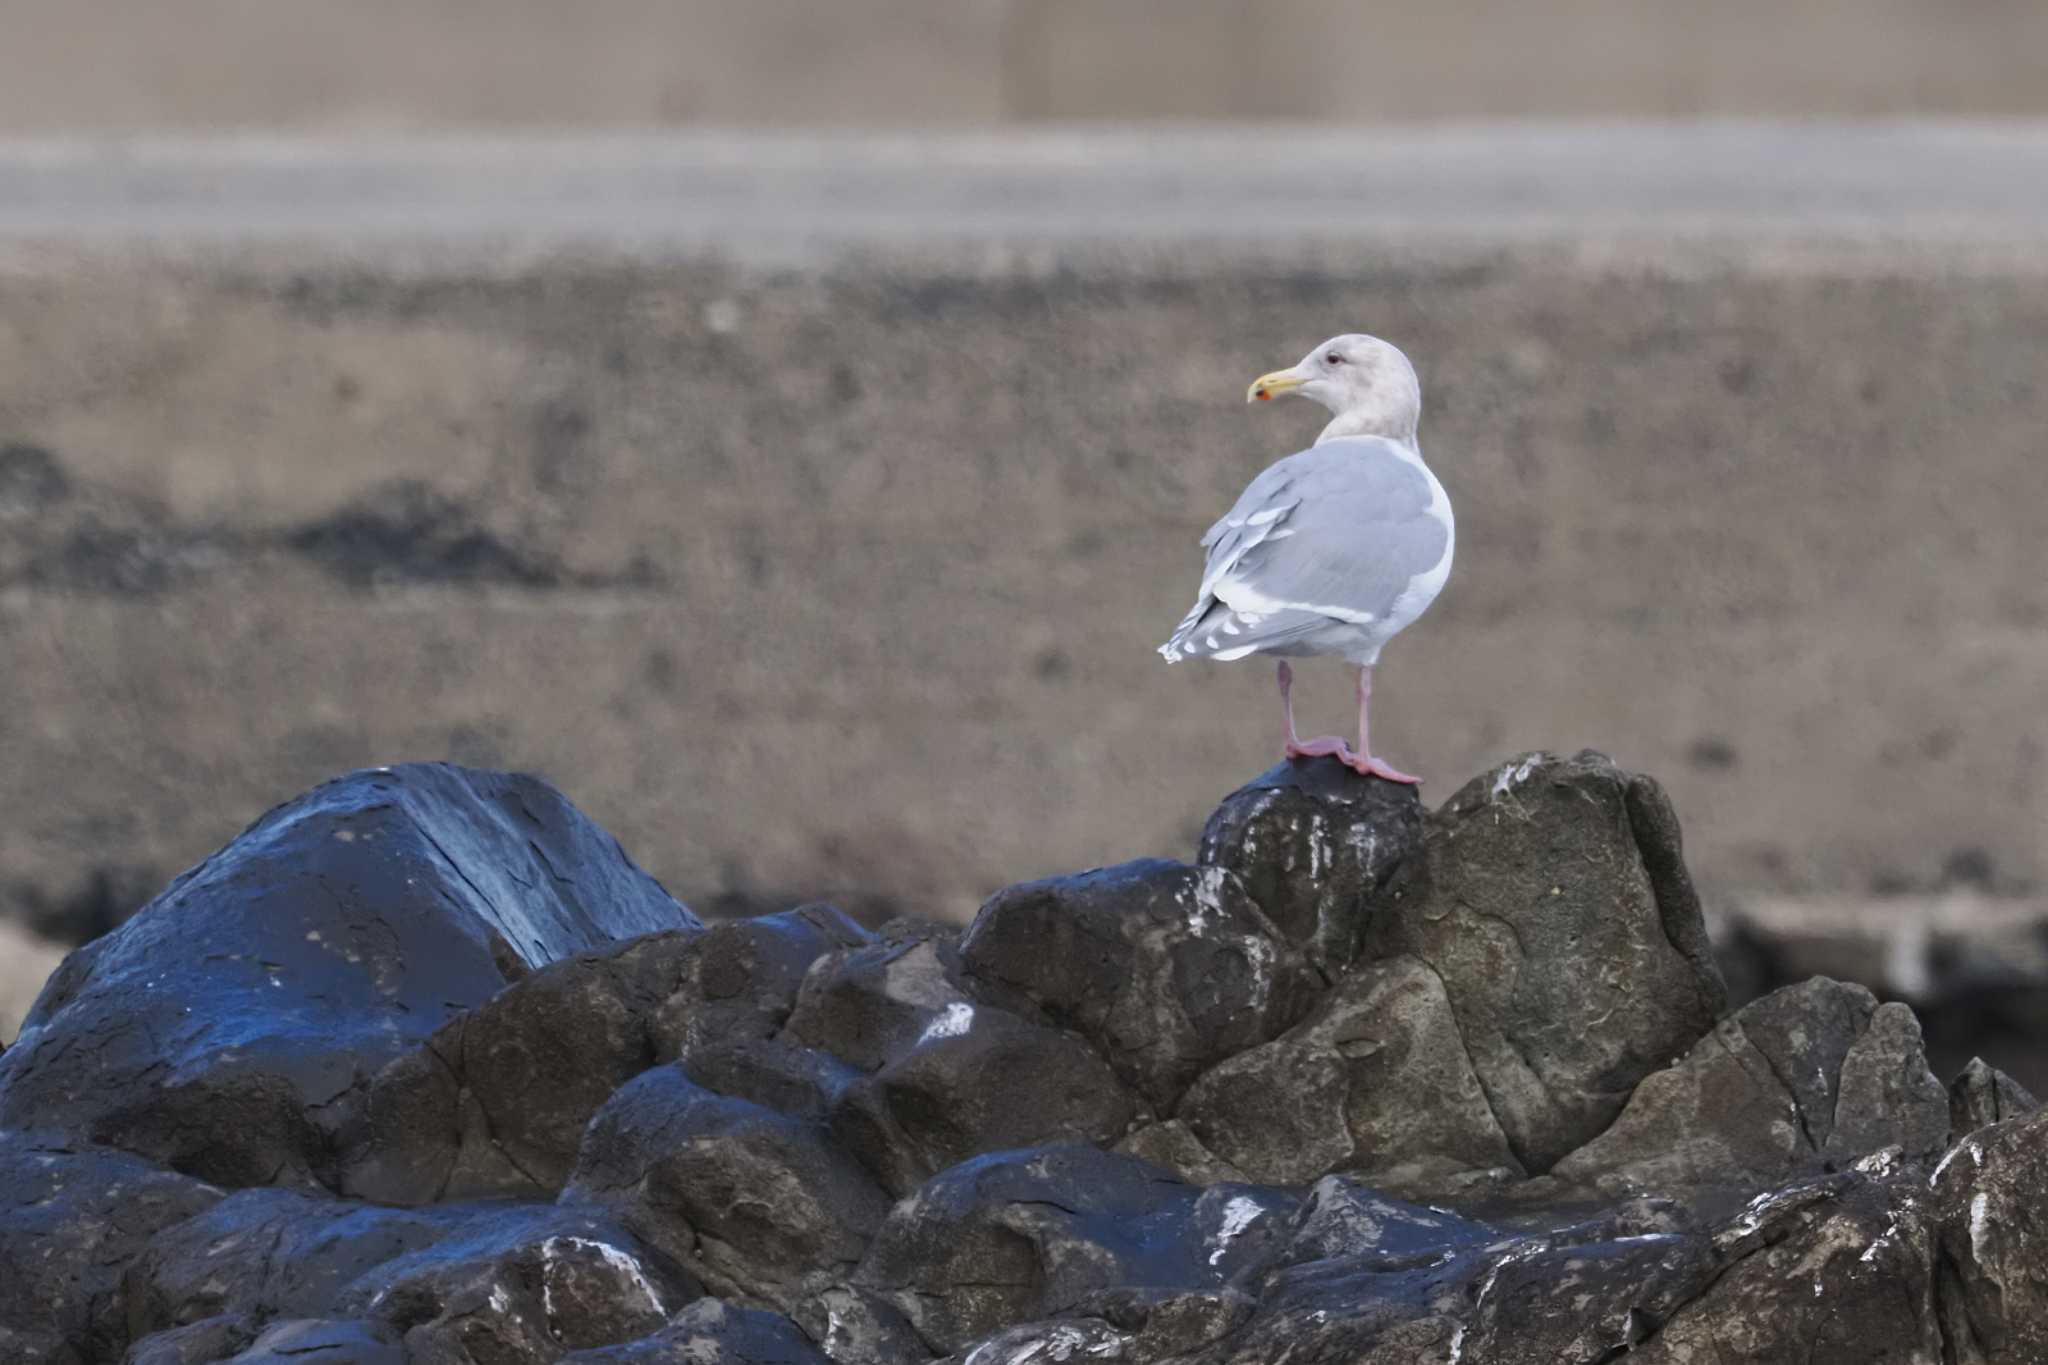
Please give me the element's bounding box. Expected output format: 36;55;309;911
4;0;2048;130
3;131;2046;931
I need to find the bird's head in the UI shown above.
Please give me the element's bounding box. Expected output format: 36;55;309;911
1248;333;1421;445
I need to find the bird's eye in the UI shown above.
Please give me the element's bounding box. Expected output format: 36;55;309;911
1326;352;1346;365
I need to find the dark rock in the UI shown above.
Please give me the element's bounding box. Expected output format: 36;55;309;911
783;919;1141;1200
827;999;1141;1197
1731;975;1883;1152
0;764;697;1188
124;1315;258;1365
662;908;875;1122
1825;1001;1953;1165
1114;1120;1247;1185
123;1189;692;1351
938;1319;1132;1364
559;1299;828;1363
1071;1285;1257;1358
1197;756;1427;972
849;1146;1286;1355
789;1285;930;1365
781;922;974;1073
1433;1229;1720;1365
960;858;1321;1110
1368;751;1728;1172
224;1318;404;1364
1210;1196;1712;1364
0;754;2014;1364
1178;953;1519;1190
338;906;869;1205
1553;978;1948;1195
331;1040;469;1207
682;1035;861;1123
1929;1104;2048;1363
565;1064;891;1310
423;935;686;1197
1258;1176;1499;1278
0;1138;223;1364
123;1188;473;1336
1621;1171;1942;1364
1949;1055;2040;1137
656;906;874;1065
331;1202;694;1360
1189;1170;1946;1363
338;932;695;1205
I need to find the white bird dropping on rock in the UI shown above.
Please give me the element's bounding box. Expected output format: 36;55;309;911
1160;333;1454;783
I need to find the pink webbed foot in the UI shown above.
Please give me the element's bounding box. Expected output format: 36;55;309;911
1285;735;1356;763
1344;752;1422;785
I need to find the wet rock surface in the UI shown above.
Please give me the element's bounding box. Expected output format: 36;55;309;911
1198;758;1426;974
0;763;699;1190
0;753;2040;1363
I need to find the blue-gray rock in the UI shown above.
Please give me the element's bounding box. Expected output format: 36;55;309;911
849;1146;1293;1354
0;1139;222;1364
566;1064;892;1310
826;998;1141;1198
559;1299;827;1363
0;764;699;1189
223;1319;404;1365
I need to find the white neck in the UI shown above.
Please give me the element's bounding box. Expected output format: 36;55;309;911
1316;405;1420;447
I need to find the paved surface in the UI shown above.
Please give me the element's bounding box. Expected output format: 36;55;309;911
2;125;2048;255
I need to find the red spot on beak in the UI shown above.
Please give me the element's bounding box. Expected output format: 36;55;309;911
1255;389;1270;401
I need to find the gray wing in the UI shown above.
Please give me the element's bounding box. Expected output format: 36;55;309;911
1161;437;1447;661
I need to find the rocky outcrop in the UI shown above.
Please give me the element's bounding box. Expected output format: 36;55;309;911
1177;953;1519;1189
1;752;2040;1364
1368;752;1728;1172
960;858;1321;1109
0;764;699;1190
0;1140;224;1363
1550;977;1950;1195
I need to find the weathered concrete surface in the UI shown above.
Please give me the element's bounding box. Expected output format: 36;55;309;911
2;130;2048;994
0;1;2046;130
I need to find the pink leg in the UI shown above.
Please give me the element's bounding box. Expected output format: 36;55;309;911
1351;664;1421;784
1278;660;1358;765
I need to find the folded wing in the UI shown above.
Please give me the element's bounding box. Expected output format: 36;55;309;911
1160;437;1448;663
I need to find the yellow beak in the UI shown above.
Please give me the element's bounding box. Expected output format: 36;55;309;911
1247;369;1305;403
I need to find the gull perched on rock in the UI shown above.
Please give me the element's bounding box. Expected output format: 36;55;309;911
1159;334;1453;783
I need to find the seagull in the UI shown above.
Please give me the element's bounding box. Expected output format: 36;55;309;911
1159;334;1454;783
